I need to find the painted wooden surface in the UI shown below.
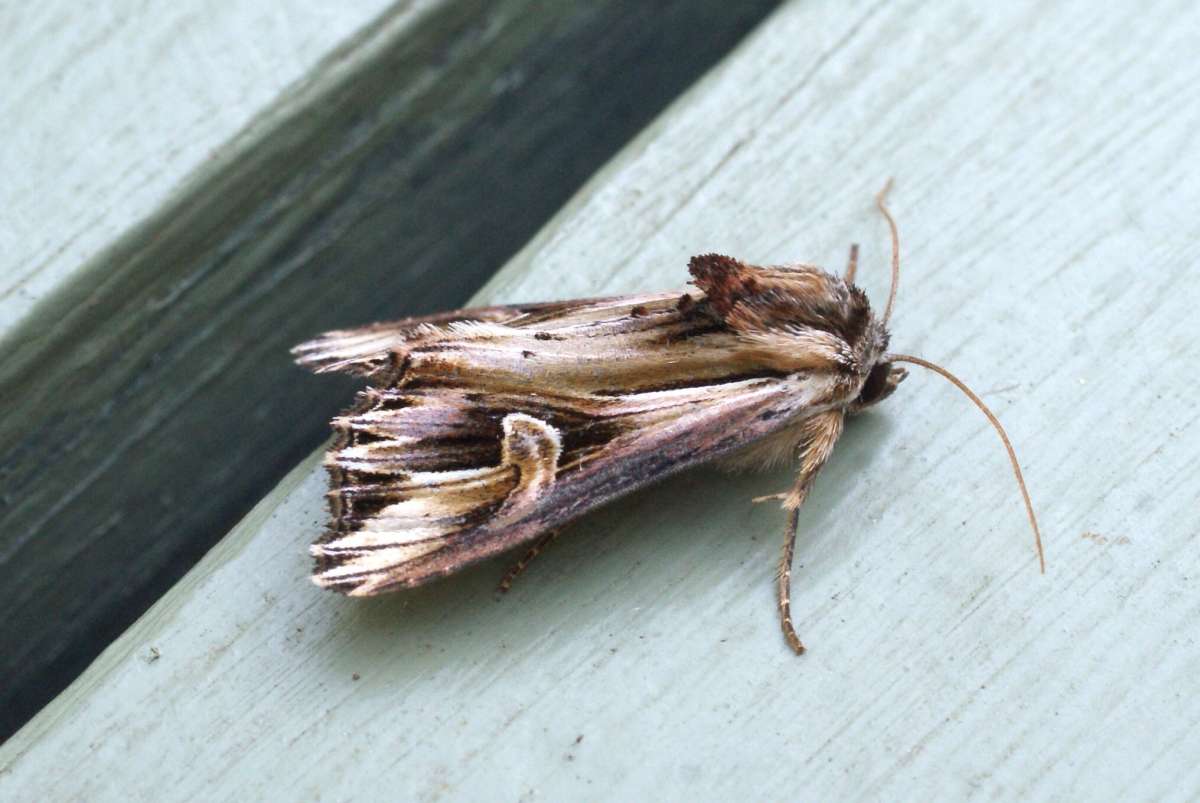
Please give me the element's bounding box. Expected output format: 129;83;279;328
0;0;779;738
1;1;396;333
4;0;1199;799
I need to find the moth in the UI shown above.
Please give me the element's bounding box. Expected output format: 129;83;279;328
293;185;1043;654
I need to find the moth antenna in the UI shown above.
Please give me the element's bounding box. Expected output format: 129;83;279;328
884;353;1046;573
875;179;900;326
844;243;860;283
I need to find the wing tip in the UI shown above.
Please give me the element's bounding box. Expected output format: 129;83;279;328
310;565;373;596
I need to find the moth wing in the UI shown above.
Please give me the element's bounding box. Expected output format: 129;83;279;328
311;372;829;595
291;297;635;378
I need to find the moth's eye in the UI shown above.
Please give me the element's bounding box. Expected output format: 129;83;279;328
858;362;894;406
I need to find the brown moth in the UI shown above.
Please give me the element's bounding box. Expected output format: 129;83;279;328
292;185;1043;654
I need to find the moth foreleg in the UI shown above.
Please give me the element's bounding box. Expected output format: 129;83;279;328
777;496;810;655
496;528;562;594
774;410;844;655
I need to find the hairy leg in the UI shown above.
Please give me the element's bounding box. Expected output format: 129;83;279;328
496;529;563;594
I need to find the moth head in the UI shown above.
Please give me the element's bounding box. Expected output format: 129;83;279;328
841;312;906;411
855;358;908;410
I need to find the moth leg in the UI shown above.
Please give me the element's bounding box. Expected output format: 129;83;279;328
496;529;562;594
843;243;860;283
777;498;809;655
774;410;844;655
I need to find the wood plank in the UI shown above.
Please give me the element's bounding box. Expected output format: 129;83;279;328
4;0;1199;798
0;1;398;332
0;0;781;739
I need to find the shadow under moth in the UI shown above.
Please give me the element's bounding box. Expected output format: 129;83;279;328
293;184;1043;654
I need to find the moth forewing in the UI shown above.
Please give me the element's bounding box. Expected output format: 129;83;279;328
311;371;842;596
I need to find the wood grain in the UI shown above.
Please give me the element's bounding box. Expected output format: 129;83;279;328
3;0;1198;799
